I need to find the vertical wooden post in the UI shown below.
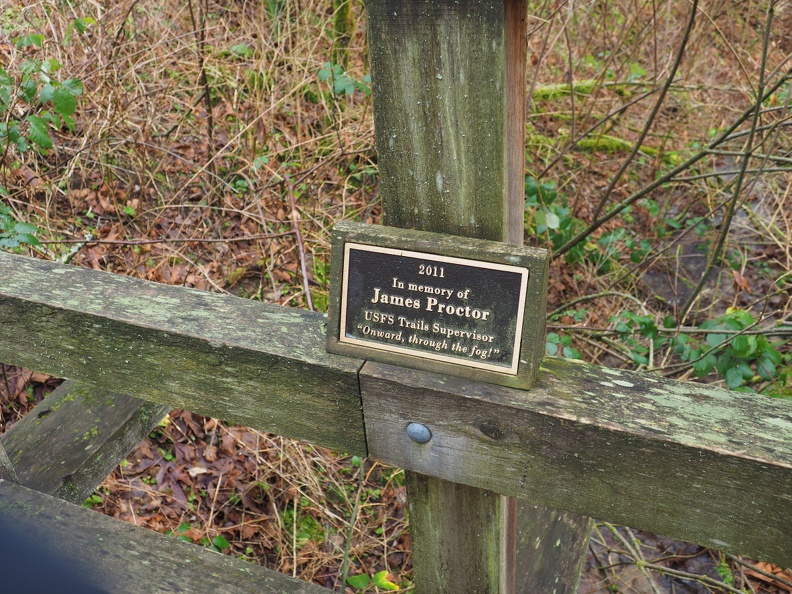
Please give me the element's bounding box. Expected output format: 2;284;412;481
366;0;592;591
368;0;525;245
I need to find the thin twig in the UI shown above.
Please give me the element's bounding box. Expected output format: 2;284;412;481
547;323;792;337
338;462;365;591
679;1;777;321
284;178;314;311
642;561;749;594
589;0;700;222
186;0;215;182
37;232;293;246
548;290;648;318
727;555;792;590
554;67;792;259
673;166;791;182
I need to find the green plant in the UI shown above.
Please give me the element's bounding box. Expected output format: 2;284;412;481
167;522;231;553
318;62;371;97
279;505;325;549
82;493;103;509
0;33;85;159
609;311;660;367
0;204;40;251
676;309;785;392
606;308;789;392
166;522;195;543
545;332;582;359
524;176;586;262
347;570;399;591
200;534;231;553
715;555;735;586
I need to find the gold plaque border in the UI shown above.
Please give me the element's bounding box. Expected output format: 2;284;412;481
338;242;529;375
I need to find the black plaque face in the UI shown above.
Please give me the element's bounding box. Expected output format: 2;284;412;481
339;243;528;374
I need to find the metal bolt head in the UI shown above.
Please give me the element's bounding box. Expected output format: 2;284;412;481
406;422;431;444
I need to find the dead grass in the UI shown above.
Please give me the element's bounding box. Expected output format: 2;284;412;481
0;0;790;591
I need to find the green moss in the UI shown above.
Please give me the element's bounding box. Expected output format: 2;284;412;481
532;80;633;100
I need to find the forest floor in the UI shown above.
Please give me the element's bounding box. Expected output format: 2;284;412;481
1;0;791;592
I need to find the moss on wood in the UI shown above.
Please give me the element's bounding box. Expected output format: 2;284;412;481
0;251;366;454
361;357;792;566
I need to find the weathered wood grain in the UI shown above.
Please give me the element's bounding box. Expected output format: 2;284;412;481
516;506;592;594
368;0;525;244
0;251;366;454
367;0;519;587
361;356;792;566
406;472;516;593
0;380;170;504
0;479;328;593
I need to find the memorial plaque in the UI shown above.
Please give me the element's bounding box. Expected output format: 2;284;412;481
326;222;550;389
341;244;527;373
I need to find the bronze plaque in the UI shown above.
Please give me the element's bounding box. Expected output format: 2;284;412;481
326;222;550;389
339;243;528;373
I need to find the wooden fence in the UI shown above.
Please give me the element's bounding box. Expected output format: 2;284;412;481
0;1;790;593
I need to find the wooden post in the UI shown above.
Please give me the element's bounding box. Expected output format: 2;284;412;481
366;0;592;591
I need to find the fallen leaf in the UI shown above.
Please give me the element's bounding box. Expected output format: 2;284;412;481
732;269;752;294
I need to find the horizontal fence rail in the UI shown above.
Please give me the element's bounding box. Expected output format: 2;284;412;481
1;250;791;567
0;480;326;593
362;359;792;566
0;251;366;454
0;380;170;504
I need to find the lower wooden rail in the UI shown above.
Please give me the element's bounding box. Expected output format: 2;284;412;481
0;380;168;503
0;480;327;593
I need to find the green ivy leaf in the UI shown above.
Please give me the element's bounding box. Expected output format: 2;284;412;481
61;78;84;96
53;87;77;116
757;357;777;381
525;176;540;199
544;209;561;230
725;367;744;389
62;113;76;132
19;77;38;103
692;353;717;377
730;335;757;358
72;17;96;34
15;33;44;49
372;570;400;591
705;331;728;348
346;574;371;589
26;114;53;149
0;68;12;87
39;83;55;103
41;59;63;74
318;63;332;82
13;222;39;235
724;309;754;328
211;535;230;550
737;361;754;379
42;110;61;130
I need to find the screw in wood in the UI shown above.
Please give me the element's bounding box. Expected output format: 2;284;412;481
406;422;432;444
